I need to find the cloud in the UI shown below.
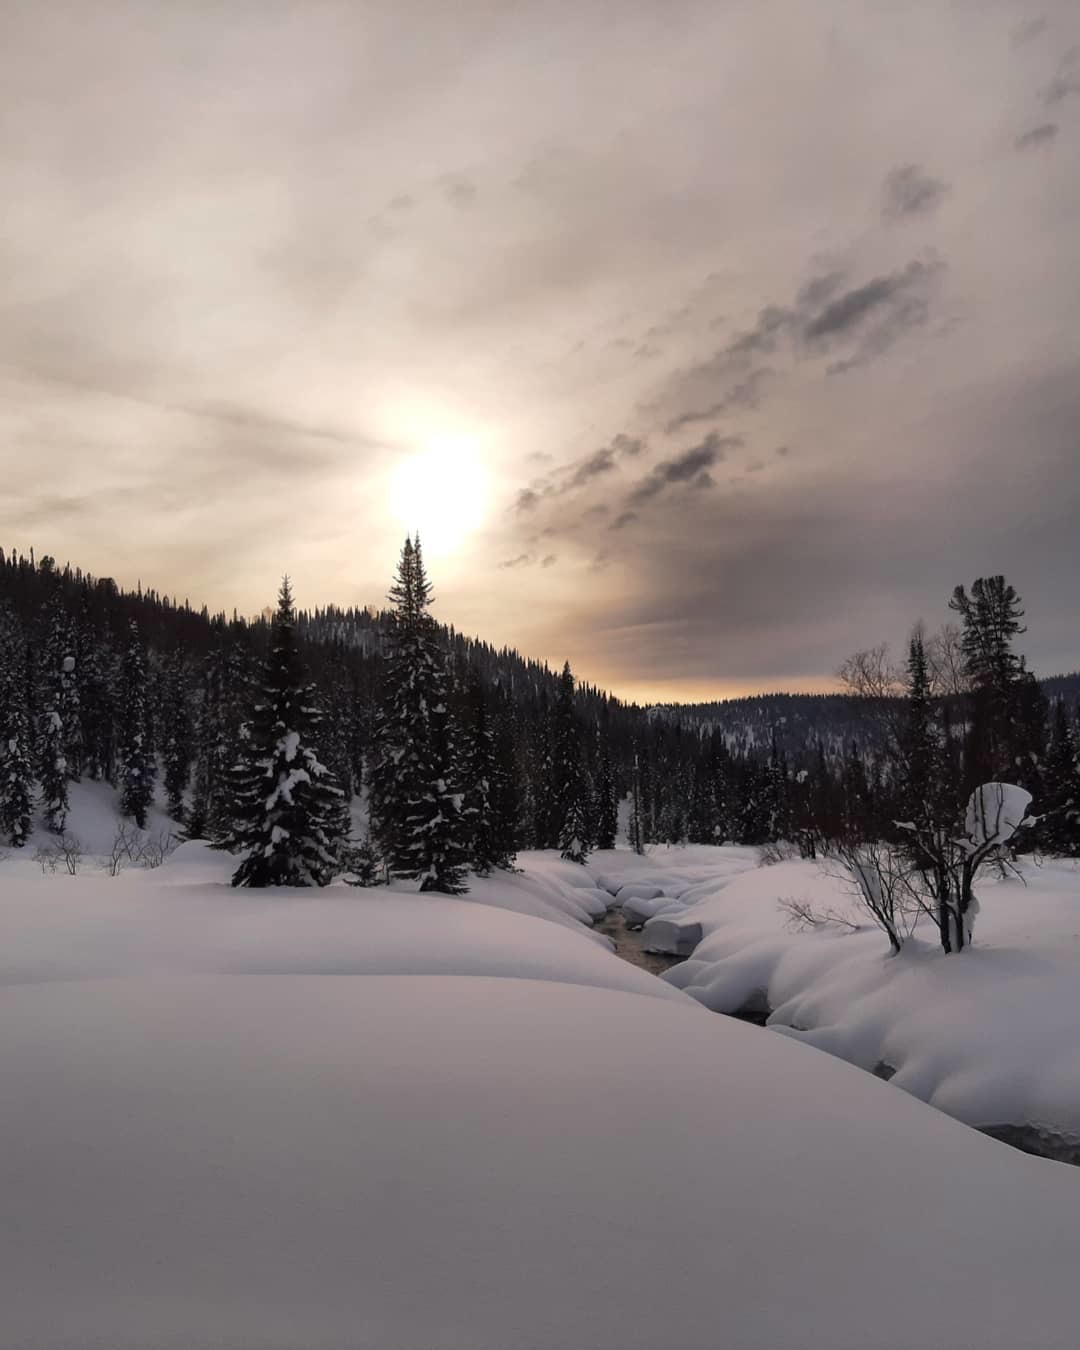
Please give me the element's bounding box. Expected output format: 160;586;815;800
627;432;738;505
1012;17;1048;48
664;368;774;433
803;259;945;372
881;164;949;220
540;554;557;568
611;433;644;457
1015;123;1059;149
499;553;533;569
441;175;478;207
514;433;647;511
611;510;638;531
1042;49;1080;105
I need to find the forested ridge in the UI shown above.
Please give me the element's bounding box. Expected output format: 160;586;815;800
1;545;1077;888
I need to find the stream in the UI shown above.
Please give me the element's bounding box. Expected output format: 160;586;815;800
594;908;687;977
597;903;1075;1165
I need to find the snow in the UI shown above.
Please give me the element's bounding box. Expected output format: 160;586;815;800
4;970;1080;1349
587;846;1080;1143
4;827;1080;1347
963;780;1034;850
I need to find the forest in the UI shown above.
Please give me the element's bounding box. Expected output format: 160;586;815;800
1;542;1077;915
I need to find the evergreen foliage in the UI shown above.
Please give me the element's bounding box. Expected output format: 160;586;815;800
117;621;155;828
231;579;343;888
0;607;34;846
368;538;470;893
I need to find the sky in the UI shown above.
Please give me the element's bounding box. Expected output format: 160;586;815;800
1;1;1078;703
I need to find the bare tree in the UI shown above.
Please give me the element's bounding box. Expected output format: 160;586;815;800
777;894;861;935
899;781;1033;952
836;643;904;700
825;840;919;954
34;833;83;876
925;621;970;697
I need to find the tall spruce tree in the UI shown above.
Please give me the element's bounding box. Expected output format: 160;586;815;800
368;538;469;893
552;662;593;863
0;608;34;846
1041;699;1080;856
231;578;343;887
36;602;70;833
117;620;155;828
460;666;503;874
949;575;1036;783
160;648;193;821
593;732;619;849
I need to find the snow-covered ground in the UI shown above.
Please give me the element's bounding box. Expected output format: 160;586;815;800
4;823;1080;1348
592;844;1080;1150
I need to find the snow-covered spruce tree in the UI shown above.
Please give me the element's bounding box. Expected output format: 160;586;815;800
593;734;619;850
490;688;522;866
368;537;469;893
159;648;192;822
0;608;34;846
188;635;255;845
628;751;645;854
1039;699;1080;856
231;578;344;888
117;620;155;829
41;599;83;782
78;625;116;782
552;662;593;864
36;610;70;834
460;666;503;875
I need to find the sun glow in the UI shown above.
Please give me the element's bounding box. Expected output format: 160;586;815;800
389;438;489;557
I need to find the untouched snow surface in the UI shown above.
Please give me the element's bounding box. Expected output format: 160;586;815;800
594;845;1080;1144
3;836;1080;1347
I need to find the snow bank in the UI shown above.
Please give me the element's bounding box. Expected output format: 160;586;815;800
5;973;1080;1350
0;856;686;1006
598;850;1080;1143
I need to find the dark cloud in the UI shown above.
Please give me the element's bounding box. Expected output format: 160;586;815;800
611;433;644;457
499;553;533;569
804;259;945;372
881;164;949;220
515;433;647;510
1015;123;1059;149
1042;50;1080;105
388;194;414;211
565;447;617;489
540;554;557;568
610;510;638;531
627;432;738;504
664;368;773;433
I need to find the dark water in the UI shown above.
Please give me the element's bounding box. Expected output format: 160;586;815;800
595;909;687;977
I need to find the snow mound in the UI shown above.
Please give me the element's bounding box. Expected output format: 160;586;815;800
4;974;1080;1350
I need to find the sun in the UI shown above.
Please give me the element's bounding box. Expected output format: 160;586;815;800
389;438;489;557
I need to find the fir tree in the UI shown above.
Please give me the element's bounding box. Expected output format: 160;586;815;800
0;608;34;846
160;648;192;821
593;734;619;849
460;667;503;875
231;578;343;887
368;538;470;893
551;662;593;863
1041;700;1080;856
189;635;254;844
117;620;155;828
36;605;70;833
628;751;645;855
